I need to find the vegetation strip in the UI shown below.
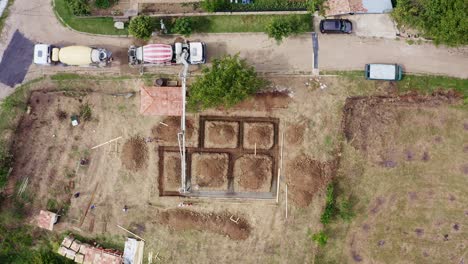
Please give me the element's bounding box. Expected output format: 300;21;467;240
53;0;128;35
0;0;13;34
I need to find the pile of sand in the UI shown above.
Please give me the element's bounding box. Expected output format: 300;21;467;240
121;136;149;171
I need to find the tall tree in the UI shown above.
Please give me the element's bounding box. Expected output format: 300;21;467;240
187;54;266;110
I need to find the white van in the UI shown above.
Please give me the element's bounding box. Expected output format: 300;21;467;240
365;64;403;81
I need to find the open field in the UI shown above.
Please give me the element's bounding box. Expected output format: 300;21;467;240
0;73;466;263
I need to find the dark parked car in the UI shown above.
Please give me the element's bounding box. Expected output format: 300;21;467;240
319;19;352;34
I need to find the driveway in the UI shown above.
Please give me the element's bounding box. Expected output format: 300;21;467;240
0;0;467;98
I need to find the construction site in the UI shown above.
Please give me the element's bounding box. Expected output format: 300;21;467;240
2;72;467;263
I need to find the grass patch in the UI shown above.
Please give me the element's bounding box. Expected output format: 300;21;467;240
173;14;312;33
0;0;13;34
322;71;468;99
54;0;128;35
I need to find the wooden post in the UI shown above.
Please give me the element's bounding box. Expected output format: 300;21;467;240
276;168;281;204
117;225;146;241
285;184;288;219
91;136;122;150
254;143;257;156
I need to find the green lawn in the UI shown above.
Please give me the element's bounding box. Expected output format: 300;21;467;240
322;70;468;100
0;0;14;34
54;0;128;35
188;14;312;33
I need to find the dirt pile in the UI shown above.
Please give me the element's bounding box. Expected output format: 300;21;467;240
234;155;272;191
121;136;149;171
152;117;195;145
205;121;239;148
191;153;229;189
287;155;334;207
244;122;274;149
285;123;306;146
157;209;250;240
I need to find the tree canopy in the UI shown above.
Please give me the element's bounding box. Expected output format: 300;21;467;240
266;15;306;43
392;0;468;46
128;16;154;40
187;55;266;110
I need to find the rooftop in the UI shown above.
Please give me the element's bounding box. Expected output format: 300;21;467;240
140;86;182;116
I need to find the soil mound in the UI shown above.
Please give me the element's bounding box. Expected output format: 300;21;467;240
205;121;239;148
287;155;333;207
152;117;194;145
234;155;272;191
244;122;274;149
121;136;148;171
285;123;306;146
191;153;229;189
158;209;250;240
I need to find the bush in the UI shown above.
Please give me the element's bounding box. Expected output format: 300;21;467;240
94;0;111;9
306;0;327;15
311;231;328;246
266;15;305;42
66;0;91;16
320;183;336;224
128;15;155;40
79;103;92;121
231;0;308;12
392;0;468;46
338;200;355;222
201;0;231;12
187;54;266;110
172;17;193;36
0;144;13;189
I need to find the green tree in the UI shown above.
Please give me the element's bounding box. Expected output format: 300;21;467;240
187;54;266;110
128;15;154;40
266;16;305;43
392;0;468;46
311;231;328;246
201;0;231;12
172;17;193;36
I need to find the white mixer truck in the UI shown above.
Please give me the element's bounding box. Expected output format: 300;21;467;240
33;44;112;67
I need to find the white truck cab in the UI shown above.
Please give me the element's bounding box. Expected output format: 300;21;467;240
34;44;53;65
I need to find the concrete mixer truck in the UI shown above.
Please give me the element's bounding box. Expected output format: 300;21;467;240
33;44;112;67
128;41;206;66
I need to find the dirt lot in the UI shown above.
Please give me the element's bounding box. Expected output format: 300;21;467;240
204;121;239;149
233;154;273;192
191;153;229;191
243;122;275;150
7;75;466;263
316;92;468;264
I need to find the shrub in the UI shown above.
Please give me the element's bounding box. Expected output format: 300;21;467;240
94;0;111;9
79;103;92;121
128;15;155;40
311;231;328;246
187;54;266;110
266;15;305;42
319;183;336;224
201;0;231;12
172;17;193;36
338;200;355;222
231;0;308;12
66;0;91;16
0;144;13;189
306;0;327;15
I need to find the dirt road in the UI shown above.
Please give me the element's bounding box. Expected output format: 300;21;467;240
318;34;468;77
0;0;467;98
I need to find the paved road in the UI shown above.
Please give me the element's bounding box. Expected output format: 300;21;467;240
0;0;467;97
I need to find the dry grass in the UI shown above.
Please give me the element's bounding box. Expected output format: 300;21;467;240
316;103;468;263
